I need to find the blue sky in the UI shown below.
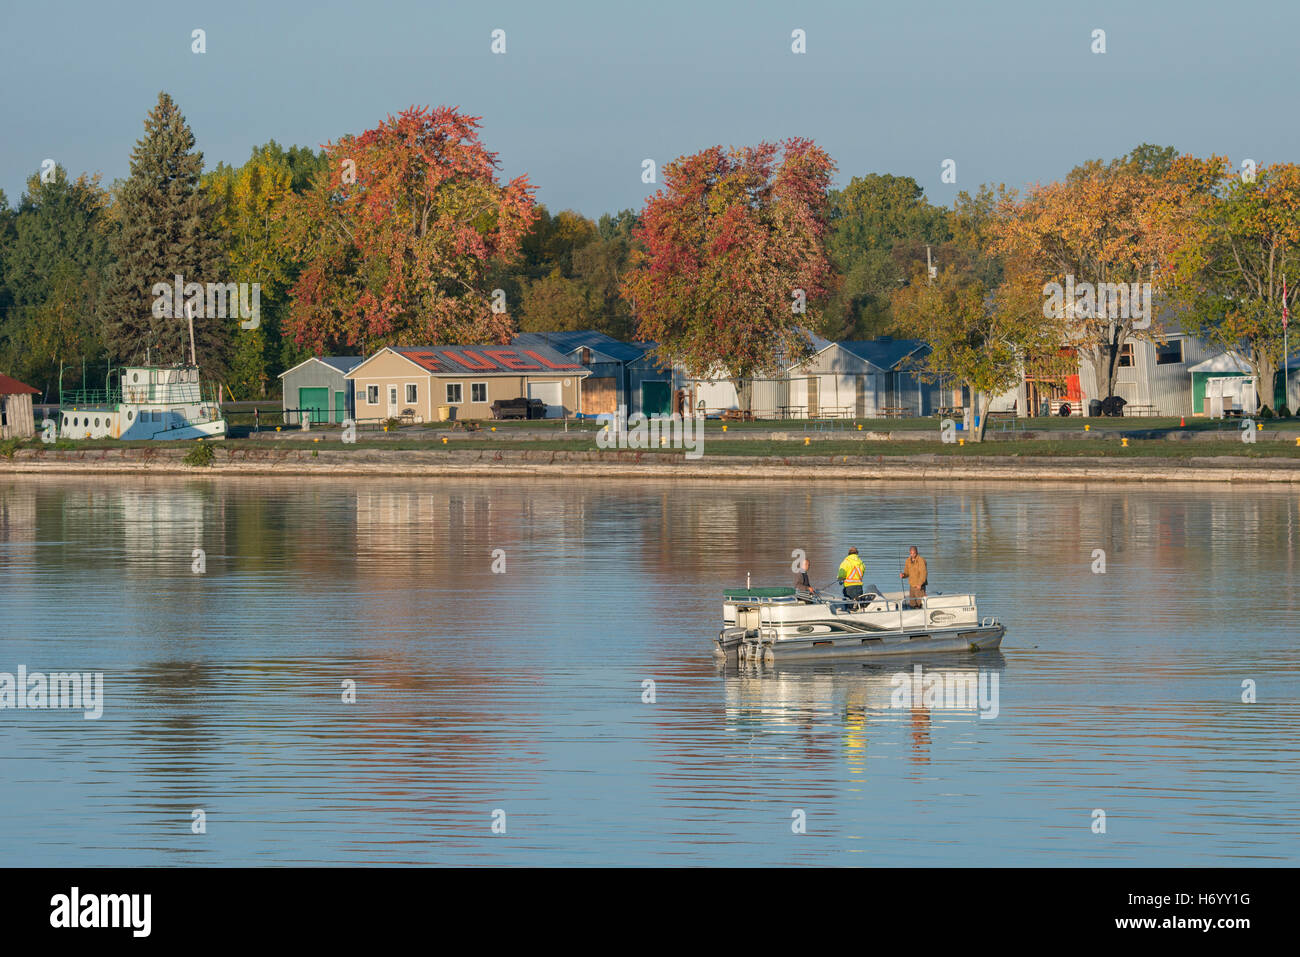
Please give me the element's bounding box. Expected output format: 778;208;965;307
2;0;1297;215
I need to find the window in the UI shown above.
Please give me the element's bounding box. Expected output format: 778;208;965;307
1155;340;1184;365
471;382;488;403
405;383;417;403
446;382;463;403
1118;343;1135;368
366;385;379;404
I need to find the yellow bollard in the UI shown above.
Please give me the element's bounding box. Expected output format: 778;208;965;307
722;425;728;432
857;423;862;431
441;437;448;445
958;438;964;447
1258;422;1263;431
1122;437;1128;447
491;426;496;432
1084;424;1090;431
804;437;810;446
275;426;281;432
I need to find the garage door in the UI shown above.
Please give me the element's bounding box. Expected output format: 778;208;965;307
528;380;563;418
298;387;329;425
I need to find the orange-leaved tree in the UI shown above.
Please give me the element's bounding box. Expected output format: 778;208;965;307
622;139;835;411
282;106;537;353
991;149;1222;401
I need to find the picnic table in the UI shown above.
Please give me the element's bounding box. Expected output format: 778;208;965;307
878;406;911;418
721;409;756;422
1124;404;1156;417
809;406;851;419
777;405;808;420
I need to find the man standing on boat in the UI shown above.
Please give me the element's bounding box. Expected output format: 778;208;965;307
838;547;865;605
794;556;815;594
901;546;928;608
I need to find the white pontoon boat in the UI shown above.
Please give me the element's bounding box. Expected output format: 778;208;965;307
717;585;1004;663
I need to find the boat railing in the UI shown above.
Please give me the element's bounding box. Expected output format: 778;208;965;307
806;590;976;617
61;388;122;407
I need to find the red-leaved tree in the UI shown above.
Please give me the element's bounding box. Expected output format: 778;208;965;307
283;106;537;352
622;139;835;405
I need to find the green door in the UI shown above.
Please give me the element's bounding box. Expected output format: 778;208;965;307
334;391;347;423
641;381;671;416
299;387;329;424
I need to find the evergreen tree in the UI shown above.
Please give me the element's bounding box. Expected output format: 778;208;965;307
102;92;228;374
0;169;112;391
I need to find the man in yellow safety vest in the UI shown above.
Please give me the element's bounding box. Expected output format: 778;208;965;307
837;547;865;604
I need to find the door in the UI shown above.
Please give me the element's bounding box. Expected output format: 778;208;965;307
387;386;399;418
528;380;564;418
583;377;617;415
640;381;671;416
334;392;346;423
299;387;329;425
807;377;819;417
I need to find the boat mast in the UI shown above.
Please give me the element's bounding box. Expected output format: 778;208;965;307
186;301;197;366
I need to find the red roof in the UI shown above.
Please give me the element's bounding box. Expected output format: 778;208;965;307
0;374;38;395
391;345;584;374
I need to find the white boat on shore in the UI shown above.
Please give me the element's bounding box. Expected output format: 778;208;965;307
57;364;226;441
716;585;1005;663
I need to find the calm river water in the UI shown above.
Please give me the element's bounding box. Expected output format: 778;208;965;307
0;476;1296;866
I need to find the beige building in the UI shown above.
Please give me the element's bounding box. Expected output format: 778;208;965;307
346;345;589;421
1;374;38;439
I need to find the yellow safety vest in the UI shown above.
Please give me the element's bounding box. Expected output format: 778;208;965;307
839;555;864;586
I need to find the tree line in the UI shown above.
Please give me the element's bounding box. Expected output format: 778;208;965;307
1;92;1295;441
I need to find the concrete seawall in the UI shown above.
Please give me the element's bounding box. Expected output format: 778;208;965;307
3;446;1298;483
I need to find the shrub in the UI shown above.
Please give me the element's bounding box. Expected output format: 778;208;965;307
0;438;21;458
184;442;215;467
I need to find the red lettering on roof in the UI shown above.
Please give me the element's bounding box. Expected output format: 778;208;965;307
484;350;541;371
522;350;580;370
443;350;496;370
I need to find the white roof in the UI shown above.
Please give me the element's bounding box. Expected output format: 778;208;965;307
1188;352;1254;374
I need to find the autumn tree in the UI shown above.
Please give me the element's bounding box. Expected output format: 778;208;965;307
1169;162;1300;414
893;263;1053;442
204;143;325;397
991;147;1221;400
622;139;835;408
282;106;537;353
102;92;228;373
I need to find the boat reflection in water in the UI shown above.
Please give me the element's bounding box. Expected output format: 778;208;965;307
720;653;1007;767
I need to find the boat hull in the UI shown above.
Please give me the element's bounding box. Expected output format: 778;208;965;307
716;623;1004;662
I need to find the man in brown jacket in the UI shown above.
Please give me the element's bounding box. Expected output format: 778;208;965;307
900;546;927;608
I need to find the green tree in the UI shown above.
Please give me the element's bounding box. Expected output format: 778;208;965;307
518;270;597;332
102;92;229;374
0;168;113;391
1169;162;1300;413
824;173;950;340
